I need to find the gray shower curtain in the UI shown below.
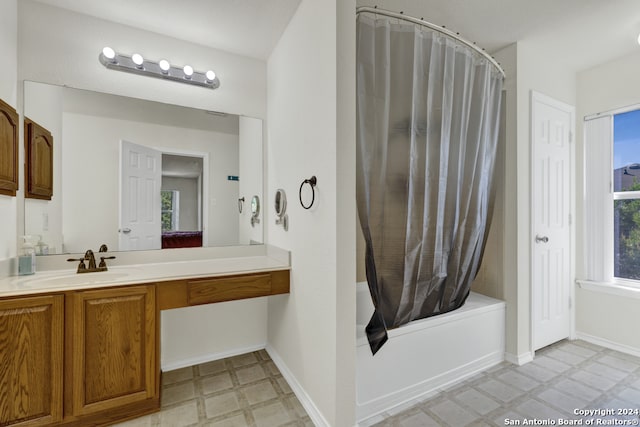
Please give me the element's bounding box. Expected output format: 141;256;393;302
356;13;503;354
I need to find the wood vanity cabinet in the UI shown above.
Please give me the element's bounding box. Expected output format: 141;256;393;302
0;295;64;426
0;268;289;426
66;285;157;420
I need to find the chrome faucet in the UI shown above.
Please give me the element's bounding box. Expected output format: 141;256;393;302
67;244;116;273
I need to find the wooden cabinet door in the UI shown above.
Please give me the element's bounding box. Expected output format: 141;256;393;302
0;99;19;197
69;285;156;416
24;118;53;200
0;295;64;426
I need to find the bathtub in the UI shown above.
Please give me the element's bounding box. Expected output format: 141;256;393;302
356;281;506;422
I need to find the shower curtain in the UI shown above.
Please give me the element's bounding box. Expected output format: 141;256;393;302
356;13;503;354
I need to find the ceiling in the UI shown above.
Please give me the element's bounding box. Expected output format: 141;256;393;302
33;0;303;60
34;0;640;70
359;0;640;72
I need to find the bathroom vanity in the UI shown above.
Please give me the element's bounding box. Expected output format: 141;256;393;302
0;254;289;426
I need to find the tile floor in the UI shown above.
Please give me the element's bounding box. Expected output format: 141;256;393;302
113;340;640;427
113;349;312;427
364;340;640;427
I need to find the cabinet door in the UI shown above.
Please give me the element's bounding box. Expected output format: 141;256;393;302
24;118;53;200
70;285;156;416
0;98;19;197
0;295;64;426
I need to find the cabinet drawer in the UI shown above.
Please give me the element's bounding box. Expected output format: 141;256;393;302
188;273;272;305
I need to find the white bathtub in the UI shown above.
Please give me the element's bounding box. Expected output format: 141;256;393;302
356;281;506;422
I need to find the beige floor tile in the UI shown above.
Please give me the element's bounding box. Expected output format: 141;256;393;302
236;364;267;385
161;381;196;407
276;376;293;394
199;359;229;377
162;366;194;385
476;379;522;402
201;372;234;395
241;380;279;405
157;401;199;427
205;391;242;419
453;389;500;415
396;411;440;427
251;402;294;427
205;413;251;427
231;352;259;368
429;399;476;426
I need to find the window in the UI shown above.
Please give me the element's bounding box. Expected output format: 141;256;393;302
613;109;640;280
584;108;640;285
161;190;179;231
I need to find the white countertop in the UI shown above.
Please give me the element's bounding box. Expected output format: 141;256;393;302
0;255;290;297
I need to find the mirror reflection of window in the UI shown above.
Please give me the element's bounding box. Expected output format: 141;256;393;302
161;190;180;232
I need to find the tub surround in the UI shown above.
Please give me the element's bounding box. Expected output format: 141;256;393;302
0;245;290;426
355;282;506;422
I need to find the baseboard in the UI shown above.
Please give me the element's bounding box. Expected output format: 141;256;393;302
356;351;504;423
504;351;534;366
266;344;330;427
575;332;640;358
161;343;267;372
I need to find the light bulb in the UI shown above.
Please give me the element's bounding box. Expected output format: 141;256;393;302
205;70;216;82
132;53;144;68
637;33;640;45
183;65;194;78
102;46;116;62
159;59;170;73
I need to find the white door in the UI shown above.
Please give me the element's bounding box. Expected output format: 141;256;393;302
531;92;574;350
119;141;162;251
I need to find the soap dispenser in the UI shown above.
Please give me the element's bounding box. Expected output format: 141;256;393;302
18;235;36;276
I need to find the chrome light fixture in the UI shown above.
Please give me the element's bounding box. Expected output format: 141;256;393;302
98;47;220;90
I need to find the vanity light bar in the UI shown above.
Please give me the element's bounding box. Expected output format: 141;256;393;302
98;47;220;90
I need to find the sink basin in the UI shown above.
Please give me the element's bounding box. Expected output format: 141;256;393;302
24;271;133;288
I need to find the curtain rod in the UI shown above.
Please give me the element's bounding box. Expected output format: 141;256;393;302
356;6;506;79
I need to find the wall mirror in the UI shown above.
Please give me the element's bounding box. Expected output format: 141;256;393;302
23;81;263;254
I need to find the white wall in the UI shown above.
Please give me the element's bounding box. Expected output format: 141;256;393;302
17;0;269;369
23;83;64;254
0;0;18;264
490;41;577;363
61;111;238;252
517;40;576;361
161;298;268;370
161;177;199;231
238;116;264;244
18;0;266;119
266;0;356;425
575;51;640;353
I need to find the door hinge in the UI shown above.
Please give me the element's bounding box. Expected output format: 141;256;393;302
568;213;572;225
568;132;573;143
568;297;572;310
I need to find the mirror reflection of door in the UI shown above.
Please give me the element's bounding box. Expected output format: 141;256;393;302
119;141;162;251
160;154;204;249
119;145;205;251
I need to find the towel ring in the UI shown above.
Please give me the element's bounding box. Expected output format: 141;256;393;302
299;176;317;209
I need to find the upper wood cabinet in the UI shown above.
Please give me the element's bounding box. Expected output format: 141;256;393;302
0;99;19;197
24;118;54;200
68;285;157;417
0;295;64;426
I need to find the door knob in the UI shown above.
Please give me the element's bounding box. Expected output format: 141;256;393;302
120;228;131;234
535;235;549;243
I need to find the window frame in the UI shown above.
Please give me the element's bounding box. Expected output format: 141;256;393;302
161;190;180;232
583;105;640;289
